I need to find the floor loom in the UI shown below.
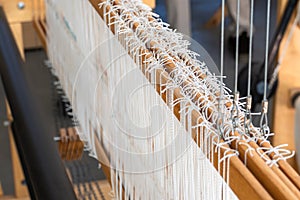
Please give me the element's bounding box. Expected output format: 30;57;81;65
1;0;300;199
45;0;300;199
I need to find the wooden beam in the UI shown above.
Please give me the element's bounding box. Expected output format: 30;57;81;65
32;0;47;50
142;0;155;8
0;0;33;24
273;0;300;170
0;182;3;197
0;196;30;200
8;128;29;199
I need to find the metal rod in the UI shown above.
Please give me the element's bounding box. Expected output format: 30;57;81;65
0;7;77;200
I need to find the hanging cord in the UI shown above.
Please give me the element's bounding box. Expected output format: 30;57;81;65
260;0;271;137
244;0;254;134
234;0;240;94
231;0;241;131
218;0;226;138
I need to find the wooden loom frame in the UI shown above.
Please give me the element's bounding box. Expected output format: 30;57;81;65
38;0;300;199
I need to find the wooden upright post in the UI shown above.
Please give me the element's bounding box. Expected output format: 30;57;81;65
273;0;300;171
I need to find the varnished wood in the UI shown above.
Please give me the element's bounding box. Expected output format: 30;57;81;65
1;0;42;56
0;0;32;23
58;127;84;160
230;134;298;200
33;0;47;50
273;0;300;171
0;182;3;197
215;141;273;200
0;196;30;200
33;19;47;50
259;139;300;190
8;119;29;198
142;0;155;8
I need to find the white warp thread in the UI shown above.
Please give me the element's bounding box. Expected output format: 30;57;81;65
46;0;294;199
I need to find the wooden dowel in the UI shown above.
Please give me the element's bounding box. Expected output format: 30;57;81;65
230;132;298;200
244;139;300;198
215;142;273;200
226;131;300;198
258;139;300;189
